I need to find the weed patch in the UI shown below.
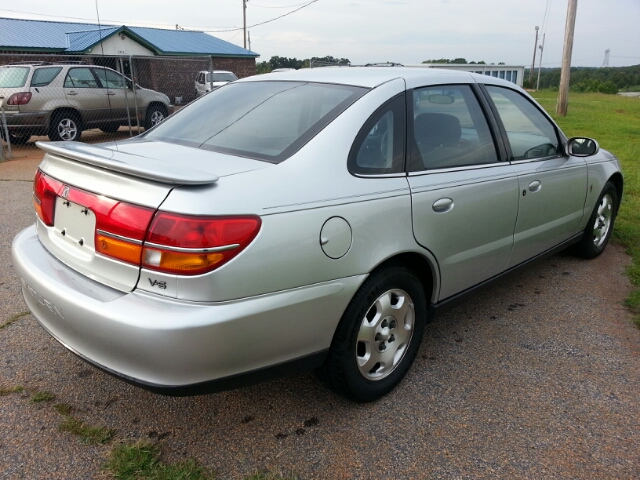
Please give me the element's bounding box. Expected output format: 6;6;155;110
31;391;56;403
54;403;114;444
104;441;213;479
0;311;29;329
0;385;24;396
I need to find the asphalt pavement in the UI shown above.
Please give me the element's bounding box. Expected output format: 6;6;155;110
1;147;639;479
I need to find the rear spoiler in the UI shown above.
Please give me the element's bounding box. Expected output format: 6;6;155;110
36;141;219;186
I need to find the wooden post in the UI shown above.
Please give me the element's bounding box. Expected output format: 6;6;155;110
557;0;578;116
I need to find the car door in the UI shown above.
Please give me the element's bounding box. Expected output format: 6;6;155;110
63;67;108;126
92;67;131;124
407;84;519;300
483;85;588;267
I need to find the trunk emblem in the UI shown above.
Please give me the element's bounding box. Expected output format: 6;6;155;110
62;186;70;199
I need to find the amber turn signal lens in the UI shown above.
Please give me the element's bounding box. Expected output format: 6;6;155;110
142;248;225;275
96;234;143;265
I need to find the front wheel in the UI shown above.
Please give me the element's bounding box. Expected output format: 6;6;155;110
49;113;82;142
144;105;166;130
319;266;427;402
575;181;618;259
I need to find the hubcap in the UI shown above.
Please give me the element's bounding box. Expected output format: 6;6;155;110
58;118;77;141
592;193;613;247
150;111;164;126
356;289;415;381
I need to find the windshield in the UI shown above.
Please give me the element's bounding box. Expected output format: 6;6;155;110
206;72;238;83
0;67;30;88
146;81;368;163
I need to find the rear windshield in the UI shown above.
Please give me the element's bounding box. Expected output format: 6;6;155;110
0;67;30;88
146;81;368;163
206;72;237;83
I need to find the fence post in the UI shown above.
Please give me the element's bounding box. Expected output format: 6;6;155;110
0;101;12;161
209;56;214;94
130;55;141;131
120;57;134;137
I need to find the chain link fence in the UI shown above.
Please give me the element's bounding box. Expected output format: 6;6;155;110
0;53;235;158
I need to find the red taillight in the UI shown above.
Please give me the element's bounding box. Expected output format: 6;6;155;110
7;92;32;105
33;169;154;264
142;213;261;275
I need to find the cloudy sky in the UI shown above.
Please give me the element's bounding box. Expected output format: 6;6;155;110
1;0;638;68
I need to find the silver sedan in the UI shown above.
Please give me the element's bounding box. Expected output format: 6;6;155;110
12;67;622;402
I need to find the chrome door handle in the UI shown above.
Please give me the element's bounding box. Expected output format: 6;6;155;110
106;92;116;96
432;198;454;213
528;180;542;192
67;91;78;96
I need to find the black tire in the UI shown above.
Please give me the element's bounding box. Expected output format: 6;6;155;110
49;112;82;142
99;124;120;133
144;105;166;130
0;130;30;145
319;266;427;402
575;181;618;259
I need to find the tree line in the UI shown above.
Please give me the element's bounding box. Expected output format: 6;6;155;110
256;56;350;74
525;65;640;93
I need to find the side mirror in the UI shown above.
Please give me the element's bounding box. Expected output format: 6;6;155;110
567;137;599;157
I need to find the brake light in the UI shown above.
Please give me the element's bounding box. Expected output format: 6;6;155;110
142;213;261;275
33;170;61;226
7;92;32;105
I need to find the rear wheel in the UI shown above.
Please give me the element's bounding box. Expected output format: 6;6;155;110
319;266;427;402
0;130;30;145
49;112;82;141
144;105;166;130
575;181;618;259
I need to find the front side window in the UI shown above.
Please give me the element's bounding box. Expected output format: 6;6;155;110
64;68;99;88
146;81;367;163
485;86;560;160
409;84;498;171
93;68;126;89
31;67;62;87
0;67;29;88
348;94;405;175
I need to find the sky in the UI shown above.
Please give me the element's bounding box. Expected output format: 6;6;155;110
0;0;638;68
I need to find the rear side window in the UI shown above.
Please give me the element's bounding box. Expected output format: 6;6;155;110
409;84;498;171
0;67;29;88
31;67;62;87
485;86;560;160
146;81;368;163
348;94;405;175
64;68;99;88
93;68;126;89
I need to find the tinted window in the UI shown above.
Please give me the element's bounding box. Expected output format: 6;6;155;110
31;67;62;87
409;84;498;171
485;86;560;160
146;81;367;163
64;68;99;88
349;94;405;175
94;68;126;89
0;67;29;88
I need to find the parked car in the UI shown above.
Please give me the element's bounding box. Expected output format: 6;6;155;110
13;67;622;402
0;62;172;144
194;70;238;97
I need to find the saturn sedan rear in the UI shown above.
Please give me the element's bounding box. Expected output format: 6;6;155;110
12;67;622;402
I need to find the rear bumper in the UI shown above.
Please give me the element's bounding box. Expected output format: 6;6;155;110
2;110;49;132
12;226;363;392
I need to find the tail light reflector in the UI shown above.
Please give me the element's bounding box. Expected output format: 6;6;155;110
142;213;261;275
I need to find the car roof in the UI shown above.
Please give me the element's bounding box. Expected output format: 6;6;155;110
240;66;521;91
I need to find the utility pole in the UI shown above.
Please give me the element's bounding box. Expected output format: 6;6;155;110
243;0;248;49
248;31;251;51
530;26;539;86
557;0;578;116
536;33;545;90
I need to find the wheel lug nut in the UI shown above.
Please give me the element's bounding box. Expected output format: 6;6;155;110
375;333;381;341
381;319;388;328
379;343;386;351
389;320;397;329
389;334;395;342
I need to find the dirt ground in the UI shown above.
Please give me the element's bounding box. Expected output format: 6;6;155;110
1;141;639;479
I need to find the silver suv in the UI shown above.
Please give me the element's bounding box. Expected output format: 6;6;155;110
194;70;237;97
0;62;172;144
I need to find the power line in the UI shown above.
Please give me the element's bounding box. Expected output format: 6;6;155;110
250;1;313;8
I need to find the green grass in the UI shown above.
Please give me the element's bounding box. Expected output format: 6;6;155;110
104;441;213;480
30;391;56;403
54;403;115;444
531;91;640;327
0;385;24;396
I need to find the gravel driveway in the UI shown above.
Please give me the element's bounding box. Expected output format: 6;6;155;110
1;149;639;479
